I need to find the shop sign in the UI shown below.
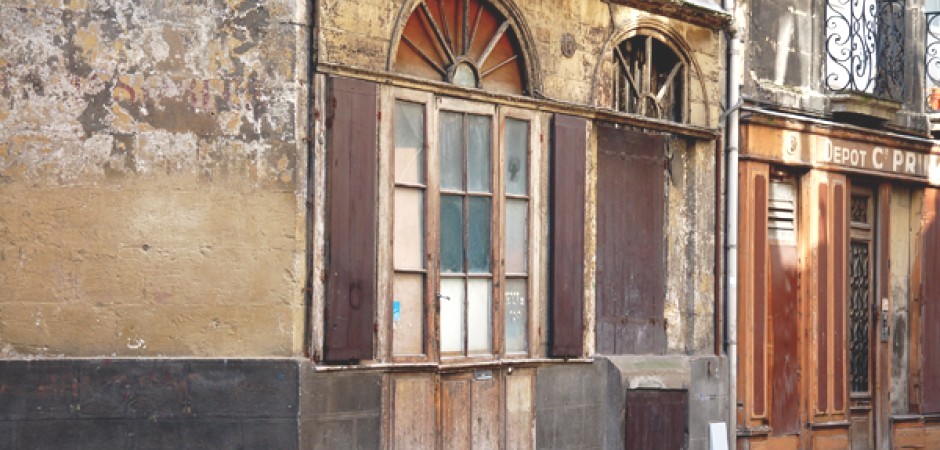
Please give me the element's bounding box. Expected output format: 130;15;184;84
817;137;940;184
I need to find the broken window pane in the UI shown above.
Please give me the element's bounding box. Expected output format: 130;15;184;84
467;197;491;273
467;114;491;193
505;119;528;196
440;195;465;273
394;188;425;270
395;101;425;184
505;199;527;274
467;278;492;354
505;278;527;353
440;278;466;354
393;273;425;356
440;112;464;190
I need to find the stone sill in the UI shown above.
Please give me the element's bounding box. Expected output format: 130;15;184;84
829;93;902;123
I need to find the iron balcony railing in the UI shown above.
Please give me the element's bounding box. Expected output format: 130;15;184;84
825;0;905;101
926;12;940;111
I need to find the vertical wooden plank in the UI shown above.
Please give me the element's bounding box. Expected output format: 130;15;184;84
550;114;586;357
625;390;688;449
595;124;667;355
833;182;846;411
922;188;940;413
391;376;436;450
769;243;800;434
877;183;892;450
753;174;768;417
505;370;535;450
325;76;378;362
441;377;471;450
818;182;830;413
470;376;500;449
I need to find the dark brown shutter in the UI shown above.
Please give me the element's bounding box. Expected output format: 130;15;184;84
550;114;587;357
324;76;378;362
595;124;666;355
922;188;940;412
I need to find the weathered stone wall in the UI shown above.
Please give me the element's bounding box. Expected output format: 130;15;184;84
319;0;723;129
0;0;310;357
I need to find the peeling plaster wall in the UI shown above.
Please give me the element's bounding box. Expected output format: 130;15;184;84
0;0;310;357
318;0;723;129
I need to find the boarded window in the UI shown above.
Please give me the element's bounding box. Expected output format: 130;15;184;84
550;114;586;357
595;125;666;355
325;76;378;362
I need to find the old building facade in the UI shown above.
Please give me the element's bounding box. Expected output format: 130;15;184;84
735;0;940;447
0;0;731;448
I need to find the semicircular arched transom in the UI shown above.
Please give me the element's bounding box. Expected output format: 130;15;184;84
394;0;526;95
614;35;686;122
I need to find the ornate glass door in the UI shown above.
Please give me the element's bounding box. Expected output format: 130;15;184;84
848;188;875;449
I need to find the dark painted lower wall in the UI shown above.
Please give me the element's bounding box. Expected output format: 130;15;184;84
0;359;303;449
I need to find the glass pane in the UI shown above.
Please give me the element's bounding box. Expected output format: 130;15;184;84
504;119;528;195
505;199;527;274
394;188;424;270
467;115;491;193
505;278;527;353
440;278;466;354
467;278;492;354
467;197;491;273
440;195;464;273
392;273;424;356
440;112;464;190
395;101;425;184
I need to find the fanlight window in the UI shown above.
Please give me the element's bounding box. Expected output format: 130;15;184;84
614;35;686;122
394;0;527;95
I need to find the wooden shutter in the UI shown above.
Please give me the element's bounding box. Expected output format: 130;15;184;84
550;114;587;357
595;124;666;355
737;161;769;424
922;187;940;412
324;76;378;362
806;172;848;417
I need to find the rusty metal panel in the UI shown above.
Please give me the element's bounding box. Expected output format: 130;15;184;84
922;188;940;412
833;183;846;411
753;174;768;417
818;182;830;412
595;125;667;355
324;76;378;362
770;244;800;434
550;115;587;357
625;389;688;449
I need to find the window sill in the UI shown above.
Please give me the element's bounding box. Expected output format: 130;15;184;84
312;357;593;373
829;93;902;123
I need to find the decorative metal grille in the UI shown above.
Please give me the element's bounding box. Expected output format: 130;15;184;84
926;12;940;110
825;0;904;100
851;196;868;224
614;36;685;122
849;241;871;393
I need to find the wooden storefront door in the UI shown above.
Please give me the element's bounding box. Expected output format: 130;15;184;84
846;186;882;450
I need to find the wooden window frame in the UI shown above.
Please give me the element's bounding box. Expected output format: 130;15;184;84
380;87;542;365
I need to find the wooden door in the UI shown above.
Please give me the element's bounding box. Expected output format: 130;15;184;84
847;186;876;449
595;125;666;355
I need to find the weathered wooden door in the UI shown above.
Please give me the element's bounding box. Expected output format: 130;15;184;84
847;186;878;450
595;125;666;355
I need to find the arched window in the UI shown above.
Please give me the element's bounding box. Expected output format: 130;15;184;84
613;35;686;122
393;0;527;95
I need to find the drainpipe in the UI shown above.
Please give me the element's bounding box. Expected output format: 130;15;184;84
723;0;743;447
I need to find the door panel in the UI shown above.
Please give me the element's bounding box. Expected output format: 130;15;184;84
595;125;666;355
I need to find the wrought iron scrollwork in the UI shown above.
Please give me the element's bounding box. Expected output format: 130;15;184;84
825;0;904;101
849;241;871;393
926;13;940;110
